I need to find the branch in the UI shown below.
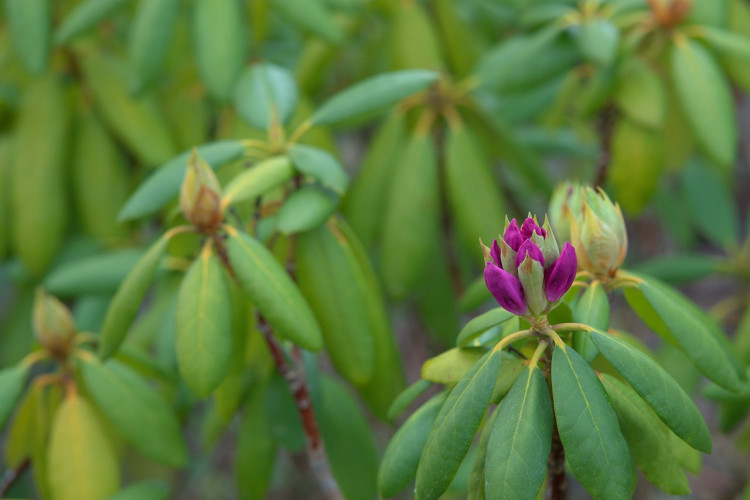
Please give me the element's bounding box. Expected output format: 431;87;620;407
0;459;30;498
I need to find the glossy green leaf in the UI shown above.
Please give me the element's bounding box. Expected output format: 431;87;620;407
387;379;431;420
573;281;609;362
672;37;737;168
614;58;665;128
380;132;440;300
79;356;186;466
48;394;120;500
236;385;277;500
222;155;295;206
233;63;299;130
573;19;620;66
632;254;721;284
105;480;170;500
421;347;487;385
288;144;349;194
466;407;497;500
681;158;739;248
486;366;552;500
317;377;378;500
608;117;665;214
45;250;143;297
55;0;132;44
490;356;527;404
624;272;742;391
277;185;338;235
390;0;444;70
296;224;374;385
552;346;633;500
227;229;322;350
175;247;233;397
457;308;515;347
378;393;447;498
193;0;246;101
5;0;50;74
128;0;180;92
309;70;439;126
700;25;750;61
600;374;690;495
415;350;500;500
99;234;170;360
445;124;506;257
267;0;343;43
119;140;246;220
0;363;28;431
589;328;711;452
331;218;405;418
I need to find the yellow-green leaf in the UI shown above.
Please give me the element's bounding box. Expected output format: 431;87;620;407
221;155;295;207
5;0;50;74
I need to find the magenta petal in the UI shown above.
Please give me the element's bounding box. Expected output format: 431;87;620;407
491;239;502;267
503;219;523;251
515;239;545;268
484;263;527;315
521;217;546;239
544;242;577;302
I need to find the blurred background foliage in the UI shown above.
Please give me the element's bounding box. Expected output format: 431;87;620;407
2;0;750;498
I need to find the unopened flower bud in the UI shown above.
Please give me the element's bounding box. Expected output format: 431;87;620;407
33;288;76;358
570;187;627;277
483;215;577;318
549;181;583;243
180;149;223;232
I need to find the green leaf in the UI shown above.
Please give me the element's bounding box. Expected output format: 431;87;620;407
456;308;515;346
316;377;378;500
48;394;120;500
614;58;666;128
700;25;750;60
227;229;322;350
486;366;552;500
608;117;665;214
573;19;620;66
380;132;440;300
467;407;497;500
105;480;170;500
193;0;246;101
389;0;444;70
175;246;233;397
671;36;737;169
421;347;487;385
589;328;711;452
5;0;50;74
233;63;299;130
267;0;343;43
79;356;187;466
54;0;132;44
415;350;500;500
600;374;690;495
445;123;506;257
128;0;181;92
309;70;439;126
342;112;405;248
277;186;338;235
288;144;349;194
296;224;374;385
681;158;739;249
378;393;447;498
490;356;527;404
99;234;170;360
221;155;295;206
624;272;742;391
552;345;633;500
387;379;432;420
236;384;277;500
0;363;28;431
573;281;609;362
118;140;246;220
45;250;144;297
632;253;721;284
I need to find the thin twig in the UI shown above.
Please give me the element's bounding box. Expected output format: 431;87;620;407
0;459;30;497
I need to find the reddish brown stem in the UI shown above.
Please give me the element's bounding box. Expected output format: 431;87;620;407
213;232;343;500
0;459;29;498
593;107;616;189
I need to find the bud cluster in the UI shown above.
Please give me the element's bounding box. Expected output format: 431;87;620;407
482;216;577;318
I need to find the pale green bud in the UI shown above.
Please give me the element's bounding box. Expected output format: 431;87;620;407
180;149;223;232
33;288;76;358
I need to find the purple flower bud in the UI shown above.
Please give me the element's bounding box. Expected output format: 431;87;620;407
484;262;527;315
544;242;577;302
491;239;502;267
503;219;523;251
515;239;545;269
521;217;546;240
